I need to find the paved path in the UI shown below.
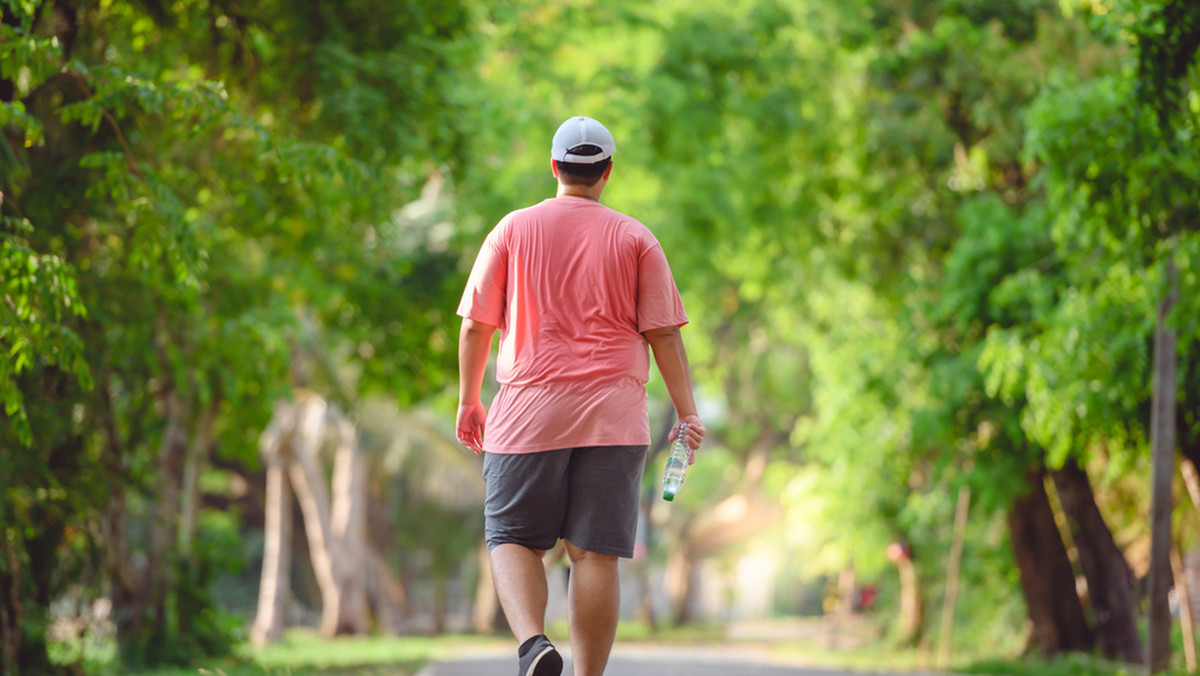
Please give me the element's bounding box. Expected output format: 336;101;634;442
416;644;940;676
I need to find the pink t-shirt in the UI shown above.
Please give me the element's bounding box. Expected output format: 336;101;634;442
457;197;688;454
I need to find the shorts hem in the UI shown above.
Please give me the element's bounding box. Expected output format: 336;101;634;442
486;535;634;559
563;538;634;559
485;535;557;553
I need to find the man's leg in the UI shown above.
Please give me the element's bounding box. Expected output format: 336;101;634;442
490;543;549;644
564;539;619;676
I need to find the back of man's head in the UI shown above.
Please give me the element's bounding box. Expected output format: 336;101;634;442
551;116;615;187
555;155;610;186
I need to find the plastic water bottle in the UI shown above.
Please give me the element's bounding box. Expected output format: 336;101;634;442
661;423;691;502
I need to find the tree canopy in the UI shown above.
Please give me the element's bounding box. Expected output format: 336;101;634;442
3;0;1199;672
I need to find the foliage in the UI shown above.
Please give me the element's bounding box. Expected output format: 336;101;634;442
987;0;1199;476
2;0;485;669
4;0;1200;670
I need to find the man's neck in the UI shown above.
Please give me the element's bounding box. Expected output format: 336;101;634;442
556;185;603;202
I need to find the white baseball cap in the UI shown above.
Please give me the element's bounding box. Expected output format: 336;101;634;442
551;116;616;164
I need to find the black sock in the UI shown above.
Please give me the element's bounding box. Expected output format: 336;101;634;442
518;634;547;656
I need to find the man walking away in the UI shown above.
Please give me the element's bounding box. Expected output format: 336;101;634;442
456;115;706;676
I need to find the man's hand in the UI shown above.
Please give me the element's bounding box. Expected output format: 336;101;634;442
668;414;706;465
456;401;487;454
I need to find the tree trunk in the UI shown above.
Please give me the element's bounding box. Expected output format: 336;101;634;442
98;371;138;653
327;414;370;633
1050;458;1143;663
432;575;448;635
1147;256;1179;673
837;567;857;617
0;536;20;676
106;460;138;651
365;548;408;634
286;398;343;636
1008;468;1094;657
180;397;219;557
252;396;378;639
938;486;970;667
887;542;923;648
283;397;370;636
138;389;189;637
250;453;293;646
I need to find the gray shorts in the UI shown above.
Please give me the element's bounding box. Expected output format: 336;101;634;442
482;445;648;558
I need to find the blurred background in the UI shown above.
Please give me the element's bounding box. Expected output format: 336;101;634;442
2;0;1199;674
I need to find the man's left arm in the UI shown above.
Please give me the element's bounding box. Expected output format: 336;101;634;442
643;325;706;454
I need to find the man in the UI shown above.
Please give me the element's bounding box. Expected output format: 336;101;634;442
456;115;706;676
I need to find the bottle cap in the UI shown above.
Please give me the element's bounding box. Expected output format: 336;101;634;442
663;491;676;502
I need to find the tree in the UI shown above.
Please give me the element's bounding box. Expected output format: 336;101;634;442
5;0;1195;668
1008;468;1094;655
255;395;370;638
1051;458;1141;662
811;0;1128;654
2;0;484;668
1018;0;1199;668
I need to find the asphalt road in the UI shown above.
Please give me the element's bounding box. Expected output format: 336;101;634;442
415;645;939;676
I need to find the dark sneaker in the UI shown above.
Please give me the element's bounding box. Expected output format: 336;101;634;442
517;634;562;676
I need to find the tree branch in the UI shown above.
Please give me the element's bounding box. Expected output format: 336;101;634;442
67;70;145;184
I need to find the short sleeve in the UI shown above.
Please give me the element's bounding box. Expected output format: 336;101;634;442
457;222;508;329
636;241;688;332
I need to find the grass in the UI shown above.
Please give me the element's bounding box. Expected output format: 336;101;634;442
957;655;1124;676
704;616;1196;676
89;630;511;676
93;620;765;675
78;618;1200;675
957;653;1188;676
770;645;1146;676
253;630;508;671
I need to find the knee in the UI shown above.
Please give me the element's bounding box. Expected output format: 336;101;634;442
563;540;617;565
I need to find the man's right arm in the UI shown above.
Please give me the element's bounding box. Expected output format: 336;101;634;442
643;325;706;453
457;318;498;454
